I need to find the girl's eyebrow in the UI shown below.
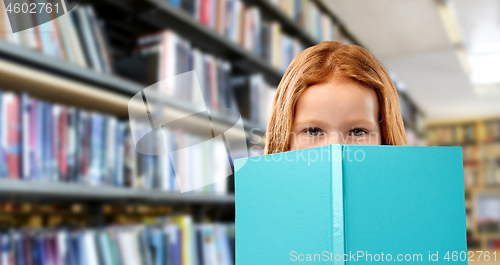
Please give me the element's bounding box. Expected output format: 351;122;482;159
294;118;376;127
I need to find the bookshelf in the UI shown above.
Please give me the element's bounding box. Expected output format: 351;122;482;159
0;0;422;196
250;0;317;46
426;117;500;250
0;47;265;143
102;0;285;85
0;179;235;204
0;0;422;263
0;0;422;217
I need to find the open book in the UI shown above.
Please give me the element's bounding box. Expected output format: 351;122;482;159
235;144;466;264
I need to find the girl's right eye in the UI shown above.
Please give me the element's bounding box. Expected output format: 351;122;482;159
305;128;323;136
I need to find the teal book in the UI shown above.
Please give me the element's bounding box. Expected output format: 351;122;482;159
235;145;466;264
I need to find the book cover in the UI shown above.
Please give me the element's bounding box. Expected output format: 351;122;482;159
235;144;467;264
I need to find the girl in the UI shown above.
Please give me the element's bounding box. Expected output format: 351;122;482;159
264;41;408;154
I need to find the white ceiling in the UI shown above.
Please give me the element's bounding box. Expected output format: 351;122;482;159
322;0;500;123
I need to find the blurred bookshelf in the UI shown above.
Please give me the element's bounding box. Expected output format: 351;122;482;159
0;0;421;263
0;179;235;204
426;118;500;250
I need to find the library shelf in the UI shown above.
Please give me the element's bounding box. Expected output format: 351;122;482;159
471;187;500;193
311;0;363;47
101;0;285;86
0;179;235;204
478;233;500;239
250;0;317;46
0;44;266;144
0;40;138;97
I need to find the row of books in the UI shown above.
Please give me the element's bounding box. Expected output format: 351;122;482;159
0;90;234;194
484;160;500;187
117;29;276;128
265;21;304;71
464;165;479;187
0;0;331;78
268;0;348;44
483;142;500;160
0;3;112;73
166;0;321;71
480;120;500;143
463;145;480;161
0;216;235;265
232;74;276;127
426;124;476;145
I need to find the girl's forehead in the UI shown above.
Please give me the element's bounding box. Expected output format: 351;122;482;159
294;79;380;127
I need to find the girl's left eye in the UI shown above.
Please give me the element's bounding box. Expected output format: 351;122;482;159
305;128;323;136
349;129;367;136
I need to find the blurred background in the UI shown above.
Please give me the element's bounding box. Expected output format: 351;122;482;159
0;0;497;264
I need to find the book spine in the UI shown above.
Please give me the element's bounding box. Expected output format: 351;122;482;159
89;113;104;185
59;107;68;181
0;91;6;178
21;93;30;180
44;102;53;181
331;144;344;265
51;105;61;182
76;6;103;72
5;93;21;179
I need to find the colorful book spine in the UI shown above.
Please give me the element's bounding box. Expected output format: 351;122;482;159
4;93;21;179
0;91;5;178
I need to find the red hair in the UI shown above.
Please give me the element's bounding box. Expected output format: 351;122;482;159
264;41;407;154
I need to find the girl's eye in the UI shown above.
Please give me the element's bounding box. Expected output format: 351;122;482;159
349;128;367;137
305;128;323;136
